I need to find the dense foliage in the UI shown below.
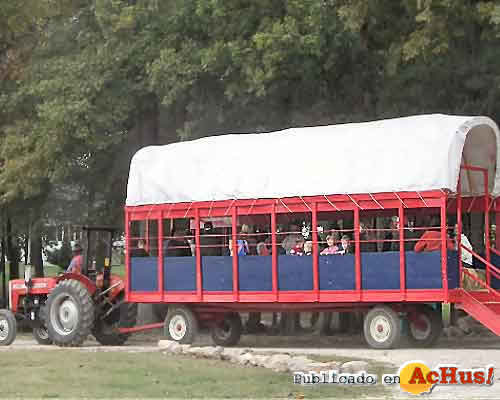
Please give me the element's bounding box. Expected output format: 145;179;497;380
0;0;499;275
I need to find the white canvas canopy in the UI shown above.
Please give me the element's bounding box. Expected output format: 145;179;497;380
126;114;500;206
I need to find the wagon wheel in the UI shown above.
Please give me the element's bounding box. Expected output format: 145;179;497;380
164;306;199;344
363;305;402;349
211;312;242;346
407;305;443;347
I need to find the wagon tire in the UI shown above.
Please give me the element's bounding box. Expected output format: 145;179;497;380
0;309;16;346
211;312;242;347
164;306;198;344
46;279;95;347
363;305;401;349
407;305;443;347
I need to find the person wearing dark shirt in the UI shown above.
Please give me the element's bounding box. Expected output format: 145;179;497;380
359;222;377;252
166;231;191;257
130;239;149;257
200;222;221;256
338;235;353;255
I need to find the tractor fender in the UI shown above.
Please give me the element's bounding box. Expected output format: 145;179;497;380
109;275;125;300
55;273;97;296
96;274;125;301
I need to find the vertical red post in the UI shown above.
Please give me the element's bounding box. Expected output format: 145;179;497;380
271;204;278;301
194;208;202;301
484;171;491;287
440;195;449;301
457;174;463;288
398;205;406;300
496;198;500;250
158;216;164;301
312;202;319;301
124;210;130;302
354;207;361;300
231;206;239;301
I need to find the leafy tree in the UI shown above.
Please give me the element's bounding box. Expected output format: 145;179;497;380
1;0;500;272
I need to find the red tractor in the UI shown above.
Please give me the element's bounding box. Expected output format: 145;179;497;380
0;226;137;347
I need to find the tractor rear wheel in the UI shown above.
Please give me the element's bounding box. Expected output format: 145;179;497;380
0;309;16;346
92;298;138;346
46;279;95;347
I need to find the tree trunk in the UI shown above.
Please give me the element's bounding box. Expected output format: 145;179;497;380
24;222;31;264
30;228;44;278
0;236;6;308
6;218;19;280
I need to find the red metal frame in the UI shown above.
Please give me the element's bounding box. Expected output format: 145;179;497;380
440;194;449;302
398;205;406;299
311;202;319;301
271;204;278;300
124;185;499;311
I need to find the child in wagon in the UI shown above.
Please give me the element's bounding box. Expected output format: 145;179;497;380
337;235;353;255
320;233;340;255
289;237;305;256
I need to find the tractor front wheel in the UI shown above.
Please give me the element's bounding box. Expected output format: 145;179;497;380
46;279;95;347
0;309;16;346
32;326;52;345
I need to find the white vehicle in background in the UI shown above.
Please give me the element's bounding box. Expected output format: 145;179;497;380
112;238;125;249
42;240;75;263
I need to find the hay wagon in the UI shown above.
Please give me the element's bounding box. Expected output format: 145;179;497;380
122;114;500;349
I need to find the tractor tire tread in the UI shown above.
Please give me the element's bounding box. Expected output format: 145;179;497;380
46;279;94;347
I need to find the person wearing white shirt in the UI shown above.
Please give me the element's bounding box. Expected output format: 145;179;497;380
457;227;473;267
455;224;486;291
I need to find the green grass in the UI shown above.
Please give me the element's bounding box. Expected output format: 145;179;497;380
111;264;125;277
0;350;392;399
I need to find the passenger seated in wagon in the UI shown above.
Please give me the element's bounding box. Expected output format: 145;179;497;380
338;235;353;255
130;239;149;257
320;234;339;255
281;223;302;255
289;237;305;256
166;230;192;257
414;220;454;253
453;224;485;290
